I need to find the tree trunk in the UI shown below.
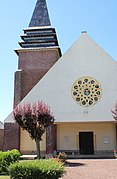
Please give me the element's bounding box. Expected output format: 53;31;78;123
35;138;40;159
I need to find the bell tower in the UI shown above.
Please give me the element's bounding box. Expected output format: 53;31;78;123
14;0;61;107
4;0;61;152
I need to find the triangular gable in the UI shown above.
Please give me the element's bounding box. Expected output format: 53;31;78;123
5;33;117;123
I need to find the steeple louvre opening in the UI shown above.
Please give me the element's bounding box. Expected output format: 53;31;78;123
19;27;59;49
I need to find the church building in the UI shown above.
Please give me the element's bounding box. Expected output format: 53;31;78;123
3;0;117;158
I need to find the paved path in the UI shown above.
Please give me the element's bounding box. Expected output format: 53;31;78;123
60;159;117;179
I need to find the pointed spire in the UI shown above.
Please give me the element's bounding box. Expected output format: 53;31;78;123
29;0;51;27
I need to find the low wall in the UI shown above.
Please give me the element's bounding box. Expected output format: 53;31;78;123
57;150;115;159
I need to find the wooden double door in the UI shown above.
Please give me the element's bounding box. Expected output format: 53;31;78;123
79;132;94;155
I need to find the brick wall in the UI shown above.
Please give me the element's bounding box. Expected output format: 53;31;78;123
18;49;59;70
14;49;60;107
13;70;23;107
0;129;4;150
4;48;60;152
3;123;20;151
46;124;57;154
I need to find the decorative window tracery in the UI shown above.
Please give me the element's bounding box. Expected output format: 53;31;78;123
72;76;102;107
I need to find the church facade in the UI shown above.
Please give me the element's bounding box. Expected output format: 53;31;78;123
4;0;117;158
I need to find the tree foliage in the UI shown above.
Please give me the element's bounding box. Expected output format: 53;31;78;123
13;101;55;158
111;101;117;121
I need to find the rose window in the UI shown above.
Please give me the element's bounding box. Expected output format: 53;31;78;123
71;76;102;107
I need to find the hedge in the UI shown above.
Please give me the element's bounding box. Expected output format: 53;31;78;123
0;149;20;175
9;159;65;179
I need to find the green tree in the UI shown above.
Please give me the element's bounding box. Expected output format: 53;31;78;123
13;101;55;159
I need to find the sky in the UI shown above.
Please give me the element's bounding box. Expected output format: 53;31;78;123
0;0;117;123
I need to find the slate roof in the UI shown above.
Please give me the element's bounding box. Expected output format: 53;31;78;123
29;0;51;27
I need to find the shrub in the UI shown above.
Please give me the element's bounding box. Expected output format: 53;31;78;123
0;149;20;175
9;159;65;179
58;152;67;163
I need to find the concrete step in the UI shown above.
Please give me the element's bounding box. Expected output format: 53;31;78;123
67;154;115;159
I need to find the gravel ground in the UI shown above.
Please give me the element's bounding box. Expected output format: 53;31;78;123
60;159;117;179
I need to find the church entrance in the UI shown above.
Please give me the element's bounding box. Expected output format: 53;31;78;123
79;132;94;155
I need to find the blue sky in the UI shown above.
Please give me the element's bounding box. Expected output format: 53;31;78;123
0;0;117;122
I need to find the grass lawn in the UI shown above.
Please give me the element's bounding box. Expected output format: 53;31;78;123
0;176;10;179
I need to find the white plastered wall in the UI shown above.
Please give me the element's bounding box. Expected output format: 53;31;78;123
5;33;117;123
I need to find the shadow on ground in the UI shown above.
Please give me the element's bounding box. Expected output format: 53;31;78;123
65;161;85;167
